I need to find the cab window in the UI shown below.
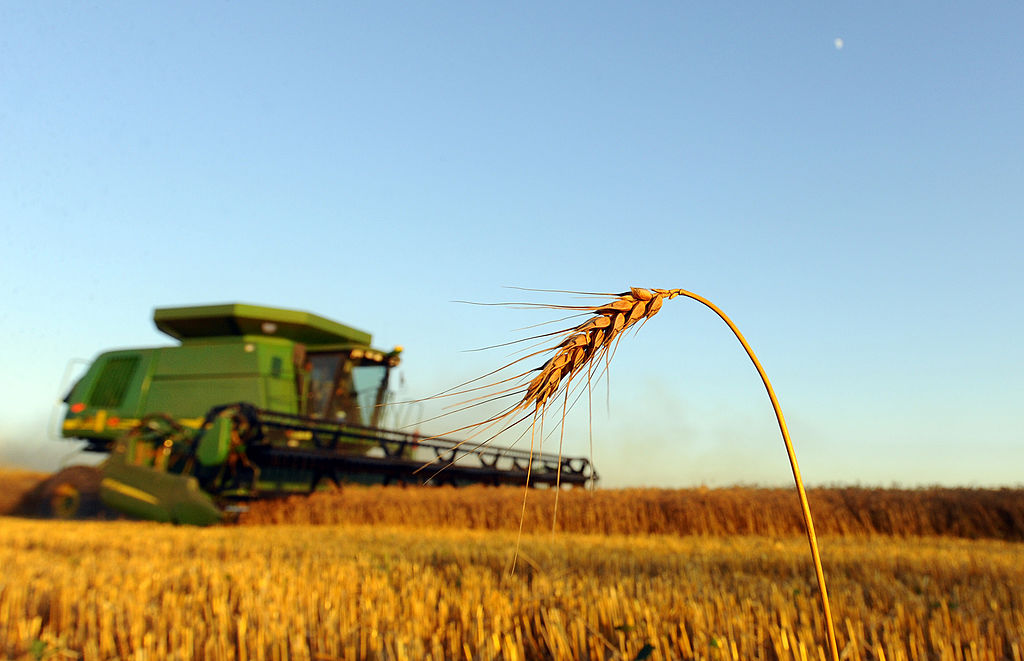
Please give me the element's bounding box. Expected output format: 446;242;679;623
304;351;391;425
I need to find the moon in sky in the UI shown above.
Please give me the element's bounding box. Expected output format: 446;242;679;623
834;37;844;50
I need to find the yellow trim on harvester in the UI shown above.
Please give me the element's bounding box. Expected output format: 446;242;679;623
62;416;206;432
100;478;160;505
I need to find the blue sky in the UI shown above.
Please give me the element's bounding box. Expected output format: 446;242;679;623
2;3;1021;487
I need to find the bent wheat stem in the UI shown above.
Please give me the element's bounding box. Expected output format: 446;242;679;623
666;288;839;661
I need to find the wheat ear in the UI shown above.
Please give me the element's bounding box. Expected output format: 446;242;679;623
478;286;839;661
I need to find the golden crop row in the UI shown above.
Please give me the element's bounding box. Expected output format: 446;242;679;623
1;518;1022;660
240;485;1024;541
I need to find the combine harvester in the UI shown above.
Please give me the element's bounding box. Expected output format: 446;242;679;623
38;304;596;524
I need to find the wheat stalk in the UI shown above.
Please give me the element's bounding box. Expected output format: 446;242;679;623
461;286;840;661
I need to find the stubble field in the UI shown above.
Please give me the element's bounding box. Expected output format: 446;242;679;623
1;482;1023;660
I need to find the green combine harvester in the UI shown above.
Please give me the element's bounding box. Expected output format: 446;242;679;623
38;304;596;524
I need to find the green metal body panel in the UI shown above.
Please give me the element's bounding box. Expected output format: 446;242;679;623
62;340;296;441
196;415;233;466
100;452;222;525
144;338;297;415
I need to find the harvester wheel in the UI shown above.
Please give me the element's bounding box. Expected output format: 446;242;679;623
35;466;105;520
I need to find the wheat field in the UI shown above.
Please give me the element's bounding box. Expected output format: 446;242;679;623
1;516;1022;661
239;484;1024;541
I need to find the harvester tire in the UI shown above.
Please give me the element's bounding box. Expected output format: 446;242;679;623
35;466;106;520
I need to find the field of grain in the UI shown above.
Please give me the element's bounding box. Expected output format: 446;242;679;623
1;517;1022;661
6;467;1023;541
240;484;1024;541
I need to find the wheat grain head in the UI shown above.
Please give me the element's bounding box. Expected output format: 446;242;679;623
512;287;676;415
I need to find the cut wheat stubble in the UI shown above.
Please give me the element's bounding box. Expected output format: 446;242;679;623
431;286;840;661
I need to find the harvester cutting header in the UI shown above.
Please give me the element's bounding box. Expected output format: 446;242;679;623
43;304;596;524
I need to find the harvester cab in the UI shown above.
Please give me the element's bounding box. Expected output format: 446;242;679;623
40;303;596;524
301;345;399;427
